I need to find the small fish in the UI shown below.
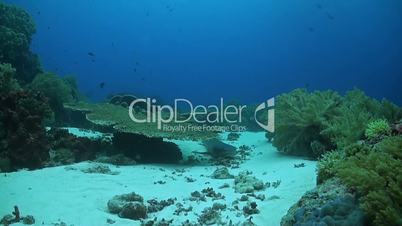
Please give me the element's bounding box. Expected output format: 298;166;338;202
308;27;315;32
88;52;95;57
315;3;323;9
326;12;335;20
47;26;51;30
134;68;137;72
99;82;105;88
37;11;41;15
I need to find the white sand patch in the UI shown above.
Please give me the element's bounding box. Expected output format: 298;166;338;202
0;132;316;226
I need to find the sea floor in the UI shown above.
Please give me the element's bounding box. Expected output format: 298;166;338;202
0;132;316;226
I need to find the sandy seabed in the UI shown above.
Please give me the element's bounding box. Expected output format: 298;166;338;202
0;132;316;226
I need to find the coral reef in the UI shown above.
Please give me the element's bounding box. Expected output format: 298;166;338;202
273;88;402;158
0;91;51;170
281;179;365;226
0;2;41;84
63;101;218;140
112;132;182;163
335;136;402;226
314;136;402;226
47;128;111;165
0;63;20;94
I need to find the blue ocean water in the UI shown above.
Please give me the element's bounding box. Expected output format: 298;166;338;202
5;0;402;105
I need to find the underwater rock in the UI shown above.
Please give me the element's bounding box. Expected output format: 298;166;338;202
234;171;265;194
119;202;148;220
140;218;173;226
202;138;237;158
212;203;227;211
174;203;193;216
198;207;222;225
22;215;35;225
294;163;305;168
81;164;119;175
281;179;366;226
243;202;259;216
108;192;147;220
210;167;234;179
227;132;240;141
107;192;144;214
146;198;175;213
0;206;35;225
201;187;225;200
189;191;206;202
112;132;182;164
106;218;115;224
0;214;14;225
147;198;176;213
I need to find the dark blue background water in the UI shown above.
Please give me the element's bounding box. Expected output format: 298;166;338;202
5;0;402;105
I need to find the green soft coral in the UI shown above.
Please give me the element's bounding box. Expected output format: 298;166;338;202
273;89;341;157
29;73;78;123
322;89;379;149
335;136;402;226
365;119;391;140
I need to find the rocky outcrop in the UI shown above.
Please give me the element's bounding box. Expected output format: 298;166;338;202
281;179;366;226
